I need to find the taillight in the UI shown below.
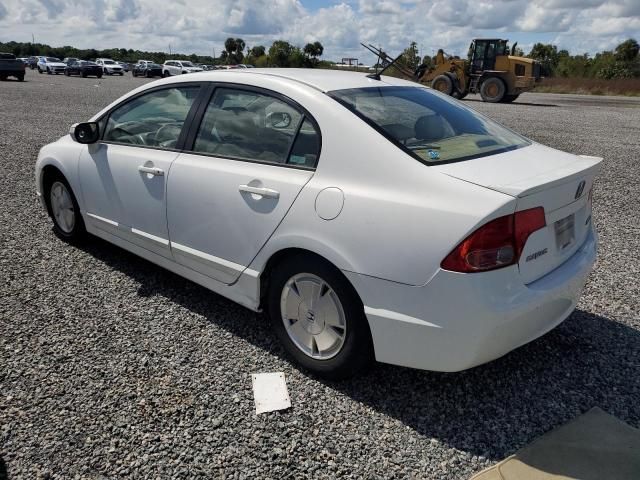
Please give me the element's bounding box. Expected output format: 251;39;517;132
441;207;546;273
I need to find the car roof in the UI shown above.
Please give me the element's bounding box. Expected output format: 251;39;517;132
171;68;420;93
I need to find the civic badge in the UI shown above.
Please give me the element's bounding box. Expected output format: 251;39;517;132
575;180;586;199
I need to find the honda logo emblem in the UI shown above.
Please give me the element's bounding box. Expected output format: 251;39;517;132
575;180;586;200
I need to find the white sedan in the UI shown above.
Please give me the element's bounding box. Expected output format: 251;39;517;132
35;69;601;378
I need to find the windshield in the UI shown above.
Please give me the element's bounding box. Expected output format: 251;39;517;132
46;57;60;62
80;61;96;65
329;86;529;164
181;61;194;67
103;60;115;64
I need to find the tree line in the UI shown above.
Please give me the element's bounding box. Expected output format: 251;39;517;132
0;38;325;68
527;39;639;79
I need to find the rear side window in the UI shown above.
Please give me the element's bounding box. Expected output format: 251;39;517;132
103;86;200;149
192;88;319;167
329;86;529;164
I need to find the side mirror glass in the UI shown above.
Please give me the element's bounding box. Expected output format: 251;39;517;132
266;111;292;129
70;122;99;144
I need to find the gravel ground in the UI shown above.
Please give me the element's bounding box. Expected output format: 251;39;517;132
1;71;639;479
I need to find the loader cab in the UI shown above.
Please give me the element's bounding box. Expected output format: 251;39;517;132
468;39;509;74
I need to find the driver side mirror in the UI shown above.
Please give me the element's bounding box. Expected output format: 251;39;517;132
70;122;99;144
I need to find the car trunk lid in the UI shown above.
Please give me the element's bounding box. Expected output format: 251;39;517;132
434;143;602;283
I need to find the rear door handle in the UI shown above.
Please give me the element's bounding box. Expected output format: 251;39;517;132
239;185;280;199
138;165;164;176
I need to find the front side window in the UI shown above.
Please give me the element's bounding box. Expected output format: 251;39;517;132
193;88;319;166
329;86;529;164
103;86;200;149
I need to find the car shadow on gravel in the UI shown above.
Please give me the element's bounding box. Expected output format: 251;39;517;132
78;237;640;462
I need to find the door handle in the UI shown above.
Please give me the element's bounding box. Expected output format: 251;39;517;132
138;165;164;176
239;185;280;199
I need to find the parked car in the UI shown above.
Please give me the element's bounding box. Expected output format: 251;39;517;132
117;62;130;72
0;52;26;81
27;56;41;69
65;60;103;78
63;57;79;65
95;58;124;76
162;60;203;76
35;70;601;379
38;57;67;74
132;62;163;78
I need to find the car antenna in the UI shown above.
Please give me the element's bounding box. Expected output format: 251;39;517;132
361;43;415;81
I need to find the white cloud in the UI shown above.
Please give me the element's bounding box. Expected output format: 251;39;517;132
0;0;637;61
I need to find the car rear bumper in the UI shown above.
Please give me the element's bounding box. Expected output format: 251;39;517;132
345;227;597;372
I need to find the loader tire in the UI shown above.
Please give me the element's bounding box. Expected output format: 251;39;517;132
480;77;506;103
432;75;453;96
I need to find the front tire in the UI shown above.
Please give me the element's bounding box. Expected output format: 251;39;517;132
267;254;373;379
45;174;86;243
431;74;453;96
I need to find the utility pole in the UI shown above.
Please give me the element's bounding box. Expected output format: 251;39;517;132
169;44;172;56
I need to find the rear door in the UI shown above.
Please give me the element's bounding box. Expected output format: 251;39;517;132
166;85;321;284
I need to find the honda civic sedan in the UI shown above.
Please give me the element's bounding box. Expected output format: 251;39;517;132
35;70;601;378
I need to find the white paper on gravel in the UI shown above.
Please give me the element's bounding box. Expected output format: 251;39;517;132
251;372;291;414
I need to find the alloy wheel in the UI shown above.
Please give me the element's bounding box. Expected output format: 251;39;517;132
280;273;347;360
50;181;75;233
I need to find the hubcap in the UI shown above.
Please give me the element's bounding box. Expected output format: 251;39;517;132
487;83;498;97
50;181;75;233
280;273;347;360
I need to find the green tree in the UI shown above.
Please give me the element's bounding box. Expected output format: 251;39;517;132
303;41;324;66
268;40;295;67
401;41;420;70
528;43;559;75
222;37;245;64
250;45;266;57
615;38;639;62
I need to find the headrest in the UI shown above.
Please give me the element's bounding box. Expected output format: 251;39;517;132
213;108;260;142
415;115;446;142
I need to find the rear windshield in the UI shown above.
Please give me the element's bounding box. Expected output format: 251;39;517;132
329;86;529;164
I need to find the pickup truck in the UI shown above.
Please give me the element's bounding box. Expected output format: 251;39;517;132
0;53;25;81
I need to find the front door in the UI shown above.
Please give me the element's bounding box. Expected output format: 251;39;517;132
167;86;321;284
79;84;202;258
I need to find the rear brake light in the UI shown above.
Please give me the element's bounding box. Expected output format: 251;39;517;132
441;207;546;273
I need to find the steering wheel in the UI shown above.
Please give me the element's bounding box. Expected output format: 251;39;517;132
154;123;179;142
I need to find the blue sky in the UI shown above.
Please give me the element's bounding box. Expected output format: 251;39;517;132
0;1;638;63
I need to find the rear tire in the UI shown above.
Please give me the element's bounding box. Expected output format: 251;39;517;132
431;74;453;96
46;67;51;75
267;254;373;379
44;173;86;243
17;74;24;82
480;77;506;103
82;72;87;78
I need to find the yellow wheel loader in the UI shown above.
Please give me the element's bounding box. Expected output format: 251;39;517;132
363;39;542;103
